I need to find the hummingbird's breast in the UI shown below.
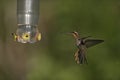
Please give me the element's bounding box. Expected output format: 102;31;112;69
76;39;81;47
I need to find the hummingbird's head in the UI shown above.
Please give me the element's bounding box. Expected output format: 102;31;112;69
70;31;79;39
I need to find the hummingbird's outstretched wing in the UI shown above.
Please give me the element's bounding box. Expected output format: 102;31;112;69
85;39;104;48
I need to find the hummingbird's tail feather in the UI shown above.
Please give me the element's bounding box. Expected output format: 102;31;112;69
75;49;87;64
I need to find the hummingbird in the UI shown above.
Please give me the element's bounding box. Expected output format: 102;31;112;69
70;31;104;64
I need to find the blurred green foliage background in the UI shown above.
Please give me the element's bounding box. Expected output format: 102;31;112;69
0;0;120;80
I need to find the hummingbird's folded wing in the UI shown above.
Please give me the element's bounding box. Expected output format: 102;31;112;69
85;39;104;48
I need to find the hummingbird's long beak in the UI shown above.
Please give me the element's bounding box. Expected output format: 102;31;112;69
66;31;76;34
65;32;73;35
